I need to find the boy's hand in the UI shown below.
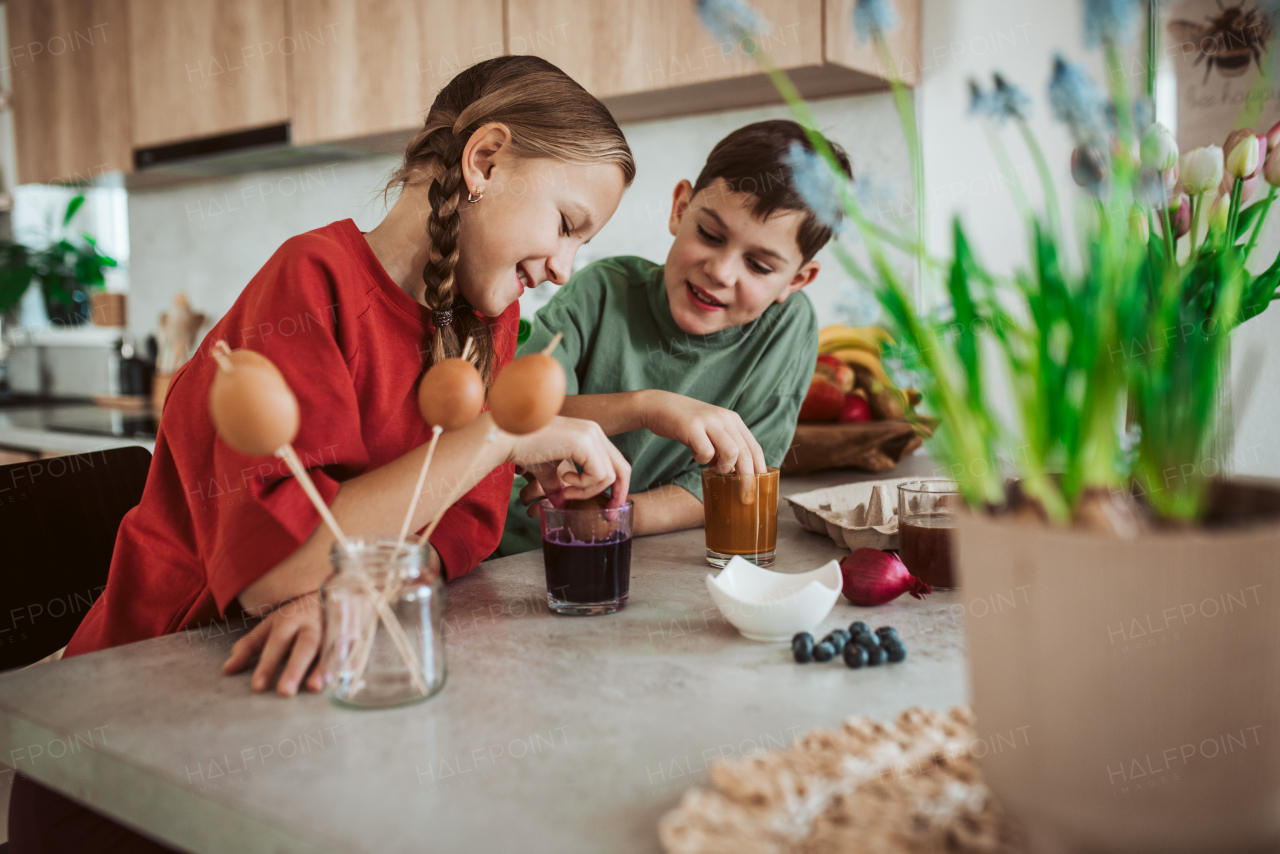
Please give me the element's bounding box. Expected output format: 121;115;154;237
223;591;324;697
641;391;767;476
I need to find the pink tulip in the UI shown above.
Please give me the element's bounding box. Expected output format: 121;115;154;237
1168;194;1191;239
1266;119;1280;155
1266;146;1280;187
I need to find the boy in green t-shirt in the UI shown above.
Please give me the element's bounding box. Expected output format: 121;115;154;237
497;120;853;555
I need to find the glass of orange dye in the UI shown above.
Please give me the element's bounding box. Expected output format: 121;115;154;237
701;466;780;568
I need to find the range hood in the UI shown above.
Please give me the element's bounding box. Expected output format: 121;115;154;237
126;123;412;190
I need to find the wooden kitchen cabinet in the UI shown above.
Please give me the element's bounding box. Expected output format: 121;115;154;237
826;0;922;87
7;0;133;185
126;0;289;148
508;0;920;123
288;0;504;146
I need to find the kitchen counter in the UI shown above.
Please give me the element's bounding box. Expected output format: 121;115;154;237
0;455;968;854
0;405;156;456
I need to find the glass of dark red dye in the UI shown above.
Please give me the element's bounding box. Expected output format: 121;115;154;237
539;499;633;615
897;480;962;589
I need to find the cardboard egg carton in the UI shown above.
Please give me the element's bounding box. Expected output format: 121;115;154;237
785;477;918;551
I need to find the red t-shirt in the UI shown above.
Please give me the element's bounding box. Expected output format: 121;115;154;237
67;219;517;656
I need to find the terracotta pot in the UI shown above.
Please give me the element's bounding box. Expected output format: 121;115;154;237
957;480;1280;854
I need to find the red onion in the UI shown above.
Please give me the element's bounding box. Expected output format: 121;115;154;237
840;548;932;606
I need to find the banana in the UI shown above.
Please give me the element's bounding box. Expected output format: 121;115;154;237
817;324;895;355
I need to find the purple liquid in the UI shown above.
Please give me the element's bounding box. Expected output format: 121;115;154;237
542;527;632;604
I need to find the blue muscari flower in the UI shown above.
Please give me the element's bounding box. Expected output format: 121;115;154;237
992;74;1031;122
783;140;848;234
696;0;771;44
1083;0;1142;48
1049;54;1107;146
853;0;901;43
970;74;1031;124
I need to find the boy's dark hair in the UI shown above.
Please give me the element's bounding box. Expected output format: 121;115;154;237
691;120;853;264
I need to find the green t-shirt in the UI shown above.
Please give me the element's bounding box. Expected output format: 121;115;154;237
496;255;817;555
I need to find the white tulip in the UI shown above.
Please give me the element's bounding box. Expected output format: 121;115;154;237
1180;146;1223;194
1140;123;1178;171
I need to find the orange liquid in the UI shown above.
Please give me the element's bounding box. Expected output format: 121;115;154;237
702;468;779;555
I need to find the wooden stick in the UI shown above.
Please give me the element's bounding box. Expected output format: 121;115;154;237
541;332;563;356
345;571;429;697
460;335;474;361
211;339;233;371
419;424;500;545
276;444;348;546
395;426;442;554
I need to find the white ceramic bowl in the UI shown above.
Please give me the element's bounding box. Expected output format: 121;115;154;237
705;556;842;642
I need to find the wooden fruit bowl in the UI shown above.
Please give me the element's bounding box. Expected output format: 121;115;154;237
782;420;924;475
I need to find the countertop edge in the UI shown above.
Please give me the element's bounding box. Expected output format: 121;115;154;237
0;703;332;854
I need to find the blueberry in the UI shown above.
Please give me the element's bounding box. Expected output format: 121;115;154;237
849;620;870;636
792;632;814;663
875;626;898;640
866;645;887;666
852;631;880;650
813;641;836;662
883;640;907;663
824;630;850;654
842;643;868;669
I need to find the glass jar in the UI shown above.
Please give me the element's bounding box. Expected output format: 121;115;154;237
319;535;445;709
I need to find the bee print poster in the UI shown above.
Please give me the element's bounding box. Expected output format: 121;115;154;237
1166;0;1276;149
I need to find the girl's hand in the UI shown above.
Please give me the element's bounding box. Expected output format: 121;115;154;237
641;391;767;475
223;591;324;697
509;416;631;507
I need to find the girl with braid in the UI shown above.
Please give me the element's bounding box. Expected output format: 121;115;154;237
10;57;633;853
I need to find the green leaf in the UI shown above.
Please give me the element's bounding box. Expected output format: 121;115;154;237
62;195;85;227
1234;199;1265;242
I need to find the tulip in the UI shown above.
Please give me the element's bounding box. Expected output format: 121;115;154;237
1163;163;1179;192
1071;145;1109;196
1265;146;1280;187
1170;194;1191;239
1266;119;1280;155
1208;193;1230;233
1226;132;1261;179
1140;123;1178;171
1129;206;1150;243
1180;146;1223;194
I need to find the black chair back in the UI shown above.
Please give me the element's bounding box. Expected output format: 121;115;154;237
0;446;151;670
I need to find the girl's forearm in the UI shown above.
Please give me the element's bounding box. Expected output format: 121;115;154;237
238;413;512;610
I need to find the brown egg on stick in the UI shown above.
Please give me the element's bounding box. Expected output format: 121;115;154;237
564;493;616;542
417;357;485;431
208;347;300;457
396;351;485;553
488;352;567;435
207;340;348;544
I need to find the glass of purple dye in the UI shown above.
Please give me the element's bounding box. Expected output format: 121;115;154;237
538;499;633;615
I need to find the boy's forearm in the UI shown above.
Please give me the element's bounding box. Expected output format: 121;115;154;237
558;390;660;437
631;485;704;536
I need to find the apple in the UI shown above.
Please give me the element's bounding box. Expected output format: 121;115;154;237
839;393;872;423
799;377;844;422
815;354;855;392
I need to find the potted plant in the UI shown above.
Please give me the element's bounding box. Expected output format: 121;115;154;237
0;194;118;327
698;0;1280;849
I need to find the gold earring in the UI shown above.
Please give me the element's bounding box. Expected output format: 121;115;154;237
466;188;483;203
